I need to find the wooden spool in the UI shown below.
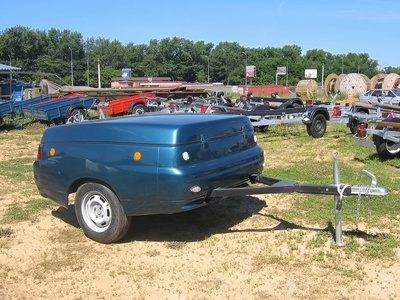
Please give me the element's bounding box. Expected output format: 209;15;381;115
334;74;346;94
360;74;371;91
296;79;318;97
323;73;338;96
339;73;370;96
370;73;386;89
382;73;400;88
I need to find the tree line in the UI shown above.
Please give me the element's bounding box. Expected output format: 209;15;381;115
1;26;399;88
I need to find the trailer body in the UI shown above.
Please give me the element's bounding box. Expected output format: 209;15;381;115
33;113;386;244
97;93;157;115
23;96;97;122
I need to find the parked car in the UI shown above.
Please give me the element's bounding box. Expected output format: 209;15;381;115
359;88;400;105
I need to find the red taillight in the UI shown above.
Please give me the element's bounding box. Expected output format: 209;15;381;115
305;99;313;105
201;105;208;113
356;123;367;138
37;145;43;160
382;112;394;118
331;106;341;117
263;101;270;106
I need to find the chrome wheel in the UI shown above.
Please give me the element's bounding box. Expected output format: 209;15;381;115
81;192;112;233
66;109;85;123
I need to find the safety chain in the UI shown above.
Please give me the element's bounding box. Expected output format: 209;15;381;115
356;185;372;226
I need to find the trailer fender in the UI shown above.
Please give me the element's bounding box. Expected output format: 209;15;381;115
278;97;304;109
302;106;330;124
128;101;147;114
65;104;85;119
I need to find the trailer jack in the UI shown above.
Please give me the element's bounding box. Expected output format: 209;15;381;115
210;152;387;247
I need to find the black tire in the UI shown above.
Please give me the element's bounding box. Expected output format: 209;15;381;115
254;125;268;132
66;108;85;123
375;137;399;159
75;182;131;243
306;113;327;138
349;111;369;134
130;104;146;115
349;118;359;135
349;118;369;135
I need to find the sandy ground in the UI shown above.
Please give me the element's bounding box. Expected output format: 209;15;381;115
0;128;399;300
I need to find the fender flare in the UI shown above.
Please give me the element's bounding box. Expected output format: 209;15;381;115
65;104;85;118
303;106;330;124
278;97;304;109
128;101;147;113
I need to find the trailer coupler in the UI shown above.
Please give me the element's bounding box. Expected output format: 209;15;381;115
209;152;387;247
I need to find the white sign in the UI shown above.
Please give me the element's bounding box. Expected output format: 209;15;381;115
305;69;317;79
276;66;286;75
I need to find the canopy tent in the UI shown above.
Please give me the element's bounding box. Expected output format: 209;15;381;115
0;63;21;71
0;64;21;99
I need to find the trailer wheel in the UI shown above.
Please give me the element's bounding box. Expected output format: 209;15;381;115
375;138;400;159
130;104;146;115
349;111;369;134
306;113;327;138
255;125;268;132
349;118;369;135
75;182;131;244
66;108;85;123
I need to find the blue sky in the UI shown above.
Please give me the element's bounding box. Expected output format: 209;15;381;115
2;0;399;68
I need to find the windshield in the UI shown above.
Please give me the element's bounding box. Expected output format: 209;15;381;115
392;89;400;96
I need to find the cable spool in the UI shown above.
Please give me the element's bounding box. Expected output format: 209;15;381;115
370;73;386;89
296;79;318;97
339;73;370;96
360;74;371;91
382;73;400;88
324;73;338;96
334;74;346;94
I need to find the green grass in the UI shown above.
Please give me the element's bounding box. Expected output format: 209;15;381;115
254;122;400;259
0;157;35;181
0;226;13;237
2;199;57;223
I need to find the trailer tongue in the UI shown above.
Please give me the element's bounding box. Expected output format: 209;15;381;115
210;152;387;247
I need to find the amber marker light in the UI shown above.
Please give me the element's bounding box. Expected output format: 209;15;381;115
133;152;141;161
49;148;56;156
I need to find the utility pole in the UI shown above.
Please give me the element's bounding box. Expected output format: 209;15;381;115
286;59;288;86
97;56;101;88
242;52;247;87
8;54;12;99
68;46;74;86
207;56;210;83
87;58;89;86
